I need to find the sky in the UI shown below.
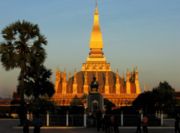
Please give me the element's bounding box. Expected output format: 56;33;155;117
0;0;180;98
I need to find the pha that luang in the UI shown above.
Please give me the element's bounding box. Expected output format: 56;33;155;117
52;4;141;107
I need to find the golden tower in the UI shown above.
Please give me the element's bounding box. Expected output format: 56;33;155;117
82;4;111;72
89;4;103;49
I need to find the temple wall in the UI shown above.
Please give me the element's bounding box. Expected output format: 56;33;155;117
53;70;141;107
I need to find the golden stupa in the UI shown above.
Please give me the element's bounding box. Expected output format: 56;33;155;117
52;4;141;107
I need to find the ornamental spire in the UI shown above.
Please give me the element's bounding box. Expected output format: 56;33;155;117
89;2;103;49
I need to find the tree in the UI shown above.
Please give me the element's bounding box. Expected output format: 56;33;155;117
0;20;54;121
0;20;47;103
152;81;175;114
133;81;176;115
133;91;156;114
24;65;54;99
22;65;55;113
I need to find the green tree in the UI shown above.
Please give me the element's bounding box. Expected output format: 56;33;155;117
0;20;47;103
23;65;55;113
133;91;156;114
133;81;176;115
24;65;54;99
0;20;55;119
152;81;175;114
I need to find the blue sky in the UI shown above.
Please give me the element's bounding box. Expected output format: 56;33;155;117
0;0;180;97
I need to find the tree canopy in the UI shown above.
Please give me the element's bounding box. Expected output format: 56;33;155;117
133;81;175;114
0;20;46;70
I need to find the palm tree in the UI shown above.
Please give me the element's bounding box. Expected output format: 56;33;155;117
0;20;47;104
0;20;55;125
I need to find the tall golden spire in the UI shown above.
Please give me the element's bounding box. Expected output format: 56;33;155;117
89;3;103;50
81;2;111;72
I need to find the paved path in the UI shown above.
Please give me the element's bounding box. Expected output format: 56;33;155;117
0;119;175;133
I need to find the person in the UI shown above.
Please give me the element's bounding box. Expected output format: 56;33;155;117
96;109;102;131
18;102;27;126
33;113;42;133
101;115;105;131
142;115;148;133
23;118;29;133
175;114;180;133
110;114;119;133
104;112;111;133
136;113;141;133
